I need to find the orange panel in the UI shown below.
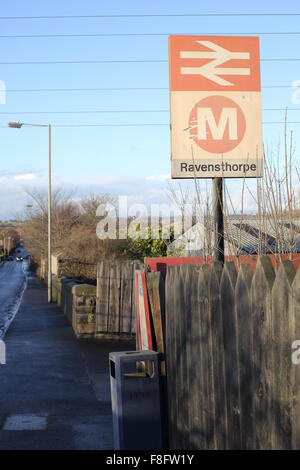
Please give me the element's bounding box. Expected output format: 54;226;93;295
169;35;261;92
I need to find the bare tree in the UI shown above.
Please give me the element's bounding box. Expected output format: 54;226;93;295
22;189;126;281
79;193;117;229
22;186;80;262
168;120;300;266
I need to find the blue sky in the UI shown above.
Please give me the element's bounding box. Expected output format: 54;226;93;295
0;0;299;218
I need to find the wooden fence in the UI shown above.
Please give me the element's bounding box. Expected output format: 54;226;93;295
96;260;141;337
163;257;300;450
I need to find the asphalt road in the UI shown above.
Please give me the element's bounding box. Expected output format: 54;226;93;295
0;251;27;338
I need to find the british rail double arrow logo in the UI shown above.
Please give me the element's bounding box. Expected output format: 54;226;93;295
180;40;251;86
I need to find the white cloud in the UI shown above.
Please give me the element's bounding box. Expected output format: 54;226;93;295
0;170;261;221
146;174;170;182
13;173;37;181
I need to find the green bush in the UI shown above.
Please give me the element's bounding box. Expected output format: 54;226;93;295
120;226;175;261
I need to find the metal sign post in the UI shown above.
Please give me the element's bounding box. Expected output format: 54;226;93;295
212;177;224;264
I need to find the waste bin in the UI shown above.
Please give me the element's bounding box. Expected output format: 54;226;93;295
109;350;163;450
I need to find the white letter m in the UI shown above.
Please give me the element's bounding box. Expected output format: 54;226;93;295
197;107;237;140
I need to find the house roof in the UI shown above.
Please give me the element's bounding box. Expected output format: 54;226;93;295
170;216;300;256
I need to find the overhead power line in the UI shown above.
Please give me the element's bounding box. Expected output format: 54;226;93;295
5;87;169;92
0;58;300;65
0;13;300;20
1;122;300;128
0;108;299;115
4;85;296;93
0;123;169;128
0;109;169;115
1;32;300;38
0;59;167;65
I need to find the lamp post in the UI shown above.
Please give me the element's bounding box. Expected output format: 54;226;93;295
8;121;52;303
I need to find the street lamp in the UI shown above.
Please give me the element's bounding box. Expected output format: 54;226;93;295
8;121;52;303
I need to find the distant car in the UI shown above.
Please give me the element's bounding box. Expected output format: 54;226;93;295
16;256;23;262
8;256;13;261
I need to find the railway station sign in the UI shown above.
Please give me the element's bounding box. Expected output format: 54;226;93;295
169;35;263;178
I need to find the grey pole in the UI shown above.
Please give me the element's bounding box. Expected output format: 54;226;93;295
212;177;224;265
48;124;52;302
8;121;53;297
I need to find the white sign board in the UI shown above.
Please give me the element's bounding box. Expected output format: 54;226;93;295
169;36;263;178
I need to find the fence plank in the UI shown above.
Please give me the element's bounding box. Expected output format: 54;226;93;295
146;271;165;357
220;262;241;449
212;260;223;285
96;260;110;333
132;261;142;335
272;260;296;449
292;268;300;449
235;263;254;449
145;269;167;446
251;256;275;449
181;264;192;449
210;262;226;450
119;262;133;333
165;266;176;449
202;263;211;287
108;261;121;333
174;265;186;449
198;266;215;449
187;266;202;450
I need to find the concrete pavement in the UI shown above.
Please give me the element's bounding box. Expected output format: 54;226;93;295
0;274;135;450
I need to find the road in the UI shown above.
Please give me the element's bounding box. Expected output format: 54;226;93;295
0;250;27;338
